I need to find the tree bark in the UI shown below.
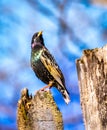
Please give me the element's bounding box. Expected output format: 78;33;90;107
17;88;63;130
91;0;107;6
76;44;107;130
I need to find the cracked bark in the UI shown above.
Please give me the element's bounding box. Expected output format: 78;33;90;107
17;88;63;130
76;44;107;130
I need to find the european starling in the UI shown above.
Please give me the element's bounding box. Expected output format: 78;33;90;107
31;31;70;104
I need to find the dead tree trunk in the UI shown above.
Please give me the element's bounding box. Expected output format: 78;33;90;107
76;44;107;130
17;88;63;130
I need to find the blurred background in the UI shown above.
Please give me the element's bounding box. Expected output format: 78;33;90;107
1;0;107;130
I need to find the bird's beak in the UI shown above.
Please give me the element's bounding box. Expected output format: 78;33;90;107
37;31;43;37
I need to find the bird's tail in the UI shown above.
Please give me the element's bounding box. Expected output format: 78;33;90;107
63;90;70;104
57;85;70;104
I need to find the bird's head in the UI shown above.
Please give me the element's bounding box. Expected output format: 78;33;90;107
31;31;44;49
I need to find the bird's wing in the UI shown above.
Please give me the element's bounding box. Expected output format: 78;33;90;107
40;47;65;88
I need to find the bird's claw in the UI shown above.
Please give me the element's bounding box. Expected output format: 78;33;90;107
39;88;50;92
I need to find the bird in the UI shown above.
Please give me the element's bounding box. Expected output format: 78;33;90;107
30;31;70;104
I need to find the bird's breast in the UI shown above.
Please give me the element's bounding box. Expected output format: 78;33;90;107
31;50;54;84
31;50;43;63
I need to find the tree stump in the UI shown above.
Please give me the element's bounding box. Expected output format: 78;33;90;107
17;88;63;130
76;44;107;130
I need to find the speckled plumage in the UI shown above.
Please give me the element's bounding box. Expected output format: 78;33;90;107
31;31;70;104
31;48;54;84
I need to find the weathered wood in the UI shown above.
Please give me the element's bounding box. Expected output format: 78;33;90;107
17;88;63;130
76;44;107;130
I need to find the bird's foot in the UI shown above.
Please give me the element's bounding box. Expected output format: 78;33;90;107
40;85;51;92
39;81;53;92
